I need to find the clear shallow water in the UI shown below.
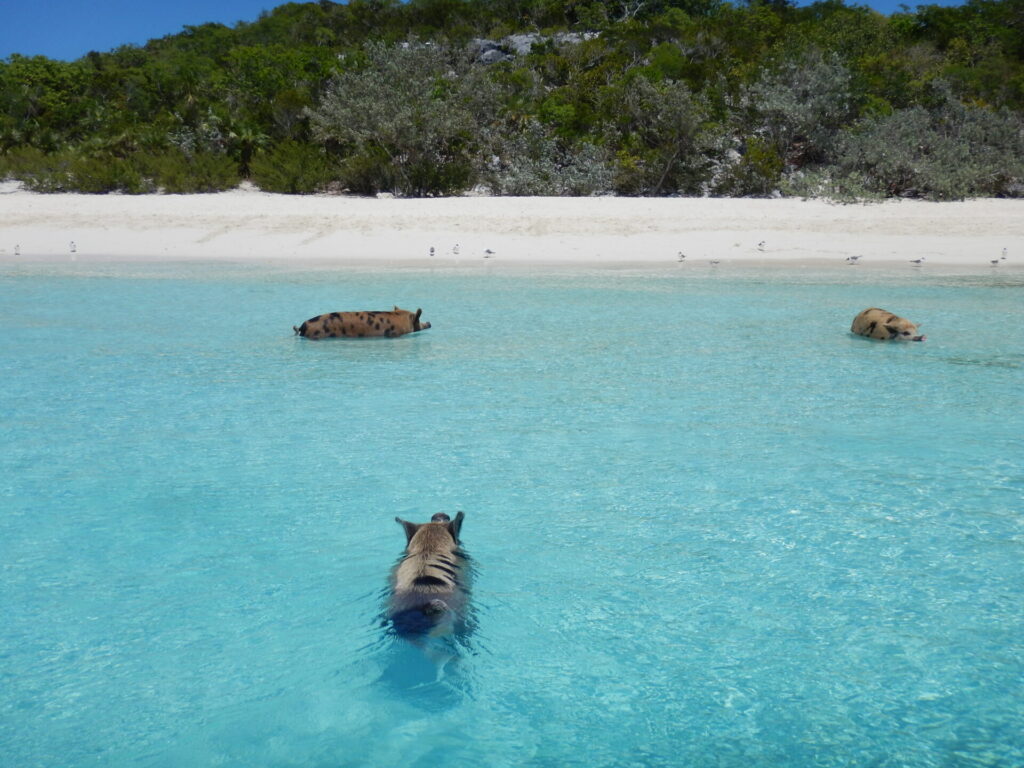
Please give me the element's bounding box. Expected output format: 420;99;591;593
1;261;1022;767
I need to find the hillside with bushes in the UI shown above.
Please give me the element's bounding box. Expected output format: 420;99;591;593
1;0;1022;199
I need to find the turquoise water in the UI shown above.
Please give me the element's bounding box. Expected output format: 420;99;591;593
1;262;1022;767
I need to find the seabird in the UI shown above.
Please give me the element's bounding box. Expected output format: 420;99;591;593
990;259;1000;266
69;241;77;253
709;259;720;265
909;258;925;265
677;251;686;262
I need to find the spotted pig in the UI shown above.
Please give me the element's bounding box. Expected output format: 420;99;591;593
293;306;430;339
851;307;925;341
389;512;468;640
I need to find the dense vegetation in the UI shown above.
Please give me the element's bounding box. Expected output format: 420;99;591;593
2;0;1023;199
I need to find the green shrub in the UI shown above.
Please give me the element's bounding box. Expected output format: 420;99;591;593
2;147;34;181
4;146;240;194
68;155;153;194
337;141;474;197
339;146;399;196
340;144;473;197
250;140;334;194
737;52;856;168
608;77;709;195
479;121;614;196
834;92;1024;200
400;153;475;197
708;137;784;197
780;168;886;202
3;147;73;192
307;41;493;196
135;150;240;193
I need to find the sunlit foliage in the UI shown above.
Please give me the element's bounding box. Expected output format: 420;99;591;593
1;0;1022;198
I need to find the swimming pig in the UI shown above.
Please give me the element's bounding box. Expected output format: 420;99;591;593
389;512;468;639
851;308;925;341
293;307;430;339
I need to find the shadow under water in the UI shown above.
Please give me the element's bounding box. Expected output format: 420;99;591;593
369;546;481;709
372;638;476;709
943;354;1023;369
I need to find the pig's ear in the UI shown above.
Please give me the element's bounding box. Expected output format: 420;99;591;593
447;511;465;543
884;324;899;337
395;517;419;544
394;305;400;311
415;308;422;320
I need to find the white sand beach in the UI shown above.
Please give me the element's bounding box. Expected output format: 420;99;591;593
1;182;1021;269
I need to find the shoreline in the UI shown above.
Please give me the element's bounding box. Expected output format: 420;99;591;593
1;184;1021;270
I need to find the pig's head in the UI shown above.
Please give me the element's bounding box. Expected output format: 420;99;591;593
886;316;925;341
393;306;431;333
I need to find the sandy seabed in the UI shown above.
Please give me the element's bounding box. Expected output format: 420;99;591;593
1;182;1021;271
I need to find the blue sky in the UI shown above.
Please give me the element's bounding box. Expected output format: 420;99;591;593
1;0;969;62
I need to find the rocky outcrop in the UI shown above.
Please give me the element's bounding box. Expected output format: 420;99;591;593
469;32;599;64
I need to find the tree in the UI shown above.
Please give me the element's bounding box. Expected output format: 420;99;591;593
834;81;1024;199
736;50;856;168
610;74;710;194
307;41;496;195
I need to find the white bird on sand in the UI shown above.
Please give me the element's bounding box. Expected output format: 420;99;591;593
484;248;495;258
846;255;861;264
757;241;766;251
677;251;686;262
429;246;435;257
69;241;77;253
709;259;720;266
1002;247;1008;260
990;259;1000;266
909;257;925;265
14;244;20;256
452;244;460;256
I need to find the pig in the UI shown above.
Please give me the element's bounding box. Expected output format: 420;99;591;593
388;512;469;640
293;306;430;339
851;307;925;341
